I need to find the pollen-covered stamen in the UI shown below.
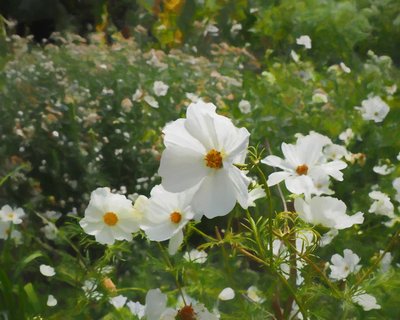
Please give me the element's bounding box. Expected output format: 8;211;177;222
103;211;119;226
170;211;182;224
204;149;223;169
296;164;309;175
177;304;196;320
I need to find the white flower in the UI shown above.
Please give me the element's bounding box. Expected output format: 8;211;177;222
373;164;395;175
230;23;242;35
144;95;159;108
109;295;127;309
0;205;25;224
79;187;141;245
262;132;347;196
368;191;395;218
296;35;311;49
47;295;57;307
386;84;397;95
40;264;56;277
312;92;328;104
238;99;251;114
323;144;349;161
246;286;264;303
153;81;169;97
139;185;195;255
127;301;145;318
339;62;351;73
294;196;364;230
218;287;235;301
158;101;251;218
132;88;143;101
338;128;354;145
355;96;390;123
352;292;381;311
204;24;219;36
82;279;102;301
393;177;400;202
329;249;361;281
41;222;58;240
43;210;62;220
183;249;208;263
144;289;175;320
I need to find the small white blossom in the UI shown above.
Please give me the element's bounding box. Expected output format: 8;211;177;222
218;287;235;301
352;292;381;311
368;191;395;218
379;250;392;273
373;164;395;175
153;81;169;97
238;99;251;114
132;88;143;101
319;228;339;247
339;62;351;73
247;286;264;303
296;35;312;49
40;264;56;277
312;92;328;104
355;96;390;123
47;295;57;307
183;249;208;263
329;249;361;281
0;205;25;224
144;95;159;108
338;128;354;145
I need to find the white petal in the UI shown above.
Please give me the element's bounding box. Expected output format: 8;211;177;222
159;146;207;192
95;228;115;245
192;170;237;218
267;171;292;186
163;119;206;153
168;230;184;255
145;289;168;320
261;155;292;171
285;175;315;195
40;264;56;277
218;287;235;300
227;166;251;209
47;295;57;307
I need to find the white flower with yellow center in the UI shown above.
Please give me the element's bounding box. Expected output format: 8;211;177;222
158;101;251;219
329;249;361;281
0;205;25;224
79;187;140;245
139;185;195;255
355;96;390;123
262;132;347;196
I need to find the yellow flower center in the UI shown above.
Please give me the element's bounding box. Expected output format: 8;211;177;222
103;212;119;226
204;149;223;169
7;213;15;219
170;211;182;224
296;164;308;175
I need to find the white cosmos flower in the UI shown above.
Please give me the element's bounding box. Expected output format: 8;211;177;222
294;196;364;230
338;128;354;145
40;264;56;277
262;132;347;196
329;249;361;281
218;287;235;301
0;205;25;224
47;294;57;307
79;187;140;245
368;191;395;218
296;35;311;49
139;185;196;255
238;99;251;114
183;249;208;263
373;164;395;175
355;96;390;123
153;81;169;97
158;101;251;219
352;292;381;311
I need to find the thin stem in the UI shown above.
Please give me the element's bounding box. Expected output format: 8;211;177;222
354;229;399;288
235;245;308;319
156;242;187;305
